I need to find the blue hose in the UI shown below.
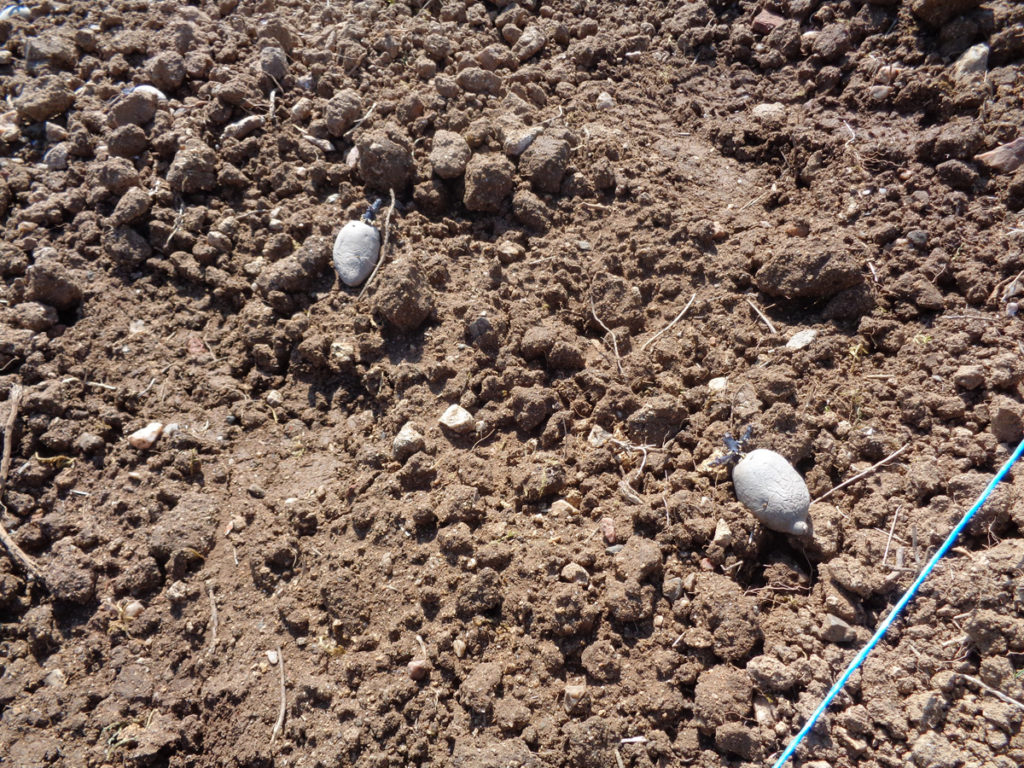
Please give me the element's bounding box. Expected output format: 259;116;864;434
770;435;1024;768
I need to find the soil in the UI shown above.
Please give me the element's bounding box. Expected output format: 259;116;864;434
1;1;1024;767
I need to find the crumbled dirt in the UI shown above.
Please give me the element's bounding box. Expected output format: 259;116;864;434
1;1;1024;767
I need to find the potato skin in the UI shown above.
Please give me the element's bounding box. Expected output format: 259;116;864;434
732;449;811;535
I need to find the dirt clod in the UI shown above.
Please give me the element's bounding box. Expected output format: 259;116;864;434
2;3;1023;767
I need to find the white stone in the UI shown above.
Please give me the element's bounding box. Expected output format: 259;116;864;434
43;142;69;170
330;341;356;367
753;694;774;727
265;389;283;407
439;404;476;434
266;649;279;665
502;126;541;158
713;519;733;547
786;328;818;349
596;92;615;110
952;43;989;82
291;97;313;122
587;425;612;447
223;115;264;140
123;600;145;619
708;377;728;391
393;422;425;461
128;421;164;450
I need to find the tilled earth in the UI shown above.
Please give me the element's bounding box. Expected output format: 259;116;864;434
1;0;1024;766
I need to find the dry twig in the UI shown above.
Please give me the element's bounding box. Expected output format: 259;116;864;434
206;581;219;652
959;674;1024;712
589;294;623;376
359;188;396;299
344;102;377;137
271;646;286;744
813;443;910;504
745;297;777;334
163;202;186;251
882;505;902;567
0;385;44;585
640;293;696;351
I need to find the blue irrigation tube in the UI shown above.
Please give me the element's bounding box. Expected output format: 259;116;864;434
770;435;1024;768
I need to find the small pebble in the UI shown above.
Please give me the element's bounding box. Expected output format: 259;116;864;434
606;544;624;555
453;638;467;658
712;519;733;547
291;98;313;122
265;389;283;407
564;679;587;712
549;499;577;516
596;91;615;110
1007;302;1018;317
708;377;728;391
266;649;279;665
822;614;855;643
599;516;616;544
439;404;476;434
753;694;774;727
166;581;190;604
663;576;684;602
785;329;817;350
587;425;612;447
907;230;928;249
393;422;425;461
123;600;145;619
560;562;590;585
408;659;431;681
128;421;164;450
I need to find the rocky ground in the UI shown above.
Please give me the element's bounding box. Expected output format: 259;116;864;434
1;0;1024;766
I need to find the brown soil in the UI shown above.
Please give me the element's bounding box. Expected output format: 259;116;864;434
2;1;1024;767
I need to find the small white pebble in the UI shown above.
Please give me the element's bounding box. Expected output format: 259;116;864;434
128;422;164;450
712;519;733;547
123;600;144;619
453;638;467;658
439;404;476;434
587;425;612;447
266;649;279;665
786;329;818;349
